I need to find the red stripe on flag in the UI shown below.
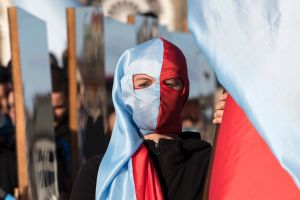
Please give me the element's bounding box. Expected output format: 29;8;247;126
209;95;300;200
132;144;164;200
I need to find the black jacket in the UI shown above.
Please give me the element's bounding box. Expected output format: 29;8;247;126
70;132;211;200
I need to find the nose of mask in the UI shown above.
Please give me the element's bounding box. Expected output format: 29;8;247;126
121;75;187;135
121;74;161;135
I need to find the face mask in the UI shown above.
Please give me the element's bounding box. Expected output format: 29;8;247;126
121;38;189;135
121;74;160;135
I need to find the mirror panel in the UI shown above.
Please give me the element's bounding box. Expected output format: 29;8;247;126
15;7;58;199
74;6;109;162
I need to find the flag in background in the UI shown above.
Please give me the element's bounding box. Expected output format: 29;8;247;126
188;0;300;198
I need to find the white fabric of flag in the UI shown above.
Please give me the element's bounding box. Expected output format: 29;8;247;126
188;0;300;188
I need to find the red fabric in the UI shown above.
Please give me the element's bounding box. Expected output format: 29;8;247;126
209;95;300;200
132;144;164;200
131;38;189;200
156;38;189;134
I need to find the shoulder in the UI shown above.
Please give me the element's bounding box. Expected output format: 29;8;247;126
83;155;103;174
70;154;103;200
179;131;202;139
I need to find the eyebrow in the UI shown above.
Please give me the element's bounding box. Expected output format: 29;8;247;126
133;73;154;78
134;77;151;81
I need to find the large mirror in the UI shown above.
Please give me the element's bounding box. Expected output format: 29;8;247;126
9;7;59;200
69;6;109;164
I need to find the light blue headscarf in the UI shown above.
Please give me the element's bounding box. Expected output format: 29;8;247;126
95;38;165;200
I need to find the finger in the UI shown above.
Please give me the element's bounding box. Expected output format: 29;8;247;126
220;93;228;101
213;117;222;124
214;110;224;118
215;101;226;110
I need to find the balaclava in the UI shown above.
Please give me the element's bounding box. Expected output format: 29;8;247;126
96;38;189;200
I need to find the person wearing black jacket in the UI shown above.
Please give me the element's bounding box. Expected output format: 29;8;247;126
71;132;211;200
71;38;212;200
51;65;71;198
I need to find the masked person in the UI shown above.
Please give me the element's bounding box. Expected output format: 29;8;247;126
70;38;212;200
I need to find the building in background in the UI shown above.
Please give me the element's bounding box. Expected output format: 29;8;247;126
78;0;187;31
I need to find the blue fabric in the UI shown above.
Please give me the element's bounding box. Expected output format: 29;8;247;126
188;0;300;188
96;38;164;200
57;138;71;176
0;114;13;146
4;194;16;200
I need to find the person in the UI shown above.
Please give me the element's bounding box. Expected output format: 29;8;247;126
0;66;13;148
0;66;10;115
50;65;71;197
0;65;17;199
213;92;228;125
70;38;212;200
181;98;204;134
51;65;69;132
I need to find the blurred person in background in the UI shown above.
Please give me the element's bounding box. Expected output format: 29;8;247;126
181;99;204;132
0;65;13;148
104;78;115;137
0;66;10;114
51;63;71;198
51;64;69;130
7;90;14;129
0;64;17;198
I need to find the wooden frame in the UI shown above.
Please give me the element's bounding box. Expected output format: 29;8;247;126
9;7;60;199
127;14;135;25
8;7;29;200
66;7;79;183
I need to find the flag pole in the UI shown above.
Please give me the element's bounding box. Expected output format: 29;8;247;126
202;88;225;200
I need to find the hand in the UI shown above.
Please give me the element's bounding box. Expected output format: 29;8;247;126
213;93;228;124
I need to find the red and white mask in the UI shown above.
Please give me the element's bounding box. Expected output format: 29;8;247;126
121;38;189;135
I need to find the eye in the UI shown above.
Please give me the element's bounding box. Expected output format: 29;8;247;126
137;81;151;88
165;82;175;88
133;74;155;89
164;78;183;91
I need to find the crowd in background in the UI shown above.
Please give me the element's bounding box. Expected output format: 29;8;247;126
0;9;219;198
0;48;220;199
0;54;73;199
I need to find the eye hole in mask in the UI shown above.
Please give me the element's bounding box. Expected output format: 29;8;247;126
163;78;183;91
133;74;184;91
133;74;155;89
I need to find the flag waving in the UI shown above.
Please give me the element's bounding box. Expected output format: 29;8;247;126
188;0;300;198
208;94;300;199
